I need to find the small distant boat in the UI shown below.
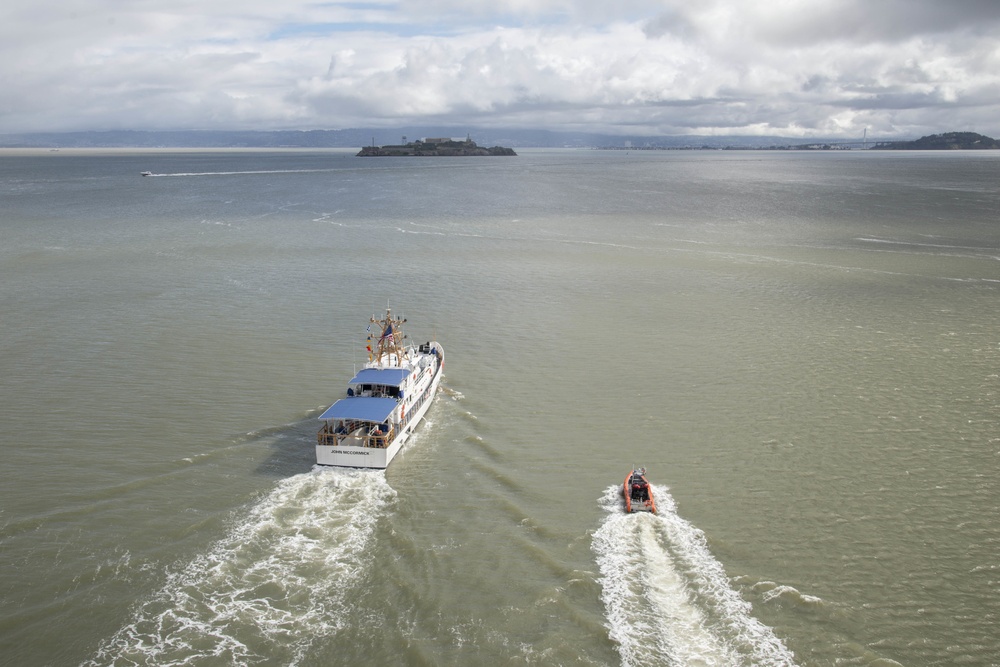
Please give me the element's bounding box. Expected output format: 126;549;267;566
623;467;656;513
316;308;444;469
140;171;152;176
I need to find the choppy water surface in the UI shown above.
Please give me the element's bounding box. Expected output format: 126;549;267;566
1;148;998;666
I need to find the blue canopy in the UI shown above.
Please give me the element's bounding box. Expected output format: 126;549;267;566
318;397;398;423
348;368;411;387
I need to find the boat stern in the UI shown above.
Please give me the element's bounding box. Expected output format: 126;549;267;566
623;469;657;513
316;442;392;469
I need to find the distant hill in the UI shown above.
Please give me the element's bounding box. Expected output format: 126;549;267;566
0;128;854;150
5;128;996;150
872;132;999;150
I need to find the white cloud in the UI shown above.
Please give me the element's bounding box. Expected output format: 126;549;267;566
2;0;999;137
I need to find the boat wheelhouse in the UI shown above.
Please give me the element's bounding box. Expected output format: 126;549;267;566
316;309;443;468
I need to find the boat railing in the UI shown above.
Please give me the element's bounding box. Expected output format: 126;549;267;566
318;422;395;449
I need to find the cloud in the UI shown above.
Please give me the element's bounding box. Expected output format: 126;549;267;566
748;0;1000;45
2;0;999;137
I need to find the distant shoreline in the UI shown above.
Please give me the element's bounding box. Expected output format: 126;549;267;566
869;132;998;150
1;130;996;152
0;147;364;155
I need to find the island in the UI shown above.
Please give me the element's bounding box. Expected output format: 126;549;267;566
872;132;999;150
357;136;516;157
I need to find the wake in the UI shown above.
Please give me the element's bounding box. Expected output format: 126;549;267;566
86;468;395;667
147;169;341;177
592;485;797;667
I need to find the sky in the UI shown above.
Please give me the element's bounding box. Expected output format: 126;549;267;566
3;0;1000;138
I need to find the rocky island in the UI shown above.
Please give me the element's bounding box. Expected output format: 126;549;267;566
357;136;516;157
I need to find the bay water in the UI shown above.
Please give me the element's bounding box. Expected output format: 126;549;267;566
1;147;998;666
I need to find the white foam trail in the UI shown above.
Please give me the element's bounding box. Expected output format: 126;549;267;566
152;169;342;177
86;468;395;667
855;237;997;252
593;485;797;667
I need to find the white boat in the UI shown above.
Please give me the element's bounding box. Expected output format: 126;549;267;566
316;309;444;468
140;171;152;176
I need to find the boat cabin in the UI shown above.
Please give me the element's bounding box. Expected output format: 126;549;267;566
317;396;398;449
346;367;411;399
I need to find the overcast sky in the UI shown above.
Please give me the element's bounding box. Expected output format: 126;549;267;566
3;0;999;137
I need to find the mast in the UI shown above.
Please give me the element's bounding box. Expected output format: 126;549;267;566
369;308;408;365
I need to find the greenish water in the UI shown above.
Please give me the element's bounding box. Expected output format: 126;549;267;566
1;148;998;666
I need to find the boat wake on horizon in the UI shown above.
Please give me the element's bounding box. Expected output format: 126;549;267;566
85;468;395;667
147;169;343;177
592;485;797;667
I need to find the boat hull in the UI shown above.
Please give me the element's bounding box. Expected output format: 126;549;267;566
315;437;401;468
623;471;656;513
